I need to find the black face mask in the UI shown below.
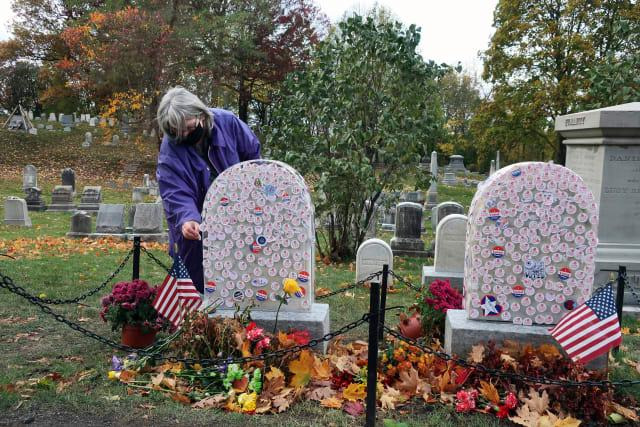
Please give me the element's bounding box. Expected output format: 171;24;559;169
179;123;205;146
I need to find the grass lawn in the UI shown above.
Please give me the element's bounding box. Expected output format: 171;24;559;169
0;129;639;425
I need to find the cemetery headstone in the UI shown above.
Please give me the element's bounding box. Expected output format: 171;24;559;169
24;187;47;211
489;159;496;176
89;118;97;127
132;203;164;233
23;165;37;190
557;102;640;312
29;128;38;135
61;168;76;193
356;238;393;285
45;124;53;130
95;204;126;234
48;113;56;122
431;201;464;230
60;114;74;127
201;160;330;349
426;151;438;208
496;150;501;170
143;174;150;188
4;197;32;227
442;172;457;186
83;132;92;148
448;155;468;173
390;202;428;257
27;110;33;121
66;211;92;238
108;118;116;127
132;187;146;203
422;214;467;290
48;185;76;211
111;134;119;146
37;124;44;129
63;126;71;132
445;161;603;368
78;186;102;212
8;115;25;130
404;191;425;205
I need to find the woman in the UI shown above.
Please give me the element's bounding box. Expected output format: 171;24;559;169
156;87;261;292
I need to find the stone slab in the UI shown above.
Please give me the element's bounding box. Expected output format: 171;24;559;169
422;266;463;290
390;248;432;258
444;309;607;371
212;303;331;353
47;203;77;212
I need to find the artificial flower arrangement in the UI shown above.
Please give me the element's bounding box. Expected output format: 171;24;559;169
100;279;172;347
416;279;463;339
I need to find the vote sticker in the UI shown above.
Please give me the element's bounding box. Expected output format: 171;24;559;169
251;242;262;254
511;285;525;298
488;207;501;221
297;271;310;282
295;286;306;298
233;290;244;302
254;206;263;216
204;281;216;294
256;289;268;302
256;235;268;246
220;197;230;206
251;277;268;287
281;192;291;203
558;267;571;281
492;246;505;258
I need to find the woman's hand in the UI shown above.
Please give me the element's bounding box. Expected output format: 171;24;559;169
181;220;201;240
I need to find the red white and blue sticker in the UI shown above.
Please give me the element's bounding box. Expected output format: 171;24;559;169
251;277;268;287
205;281;216;294
295;286;306;298
251;242;262;254
480;295;502;316
220;197;229;206
297;271;310;282
254;206;263;216
488;207;501;221
281;192;291;203
256;289;268;302
511;285;525;298
558;267;572;281
492;246;505;258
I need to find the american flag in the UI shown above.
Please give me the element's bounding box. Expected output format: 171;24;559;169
549;284;622;364
152;255;201;327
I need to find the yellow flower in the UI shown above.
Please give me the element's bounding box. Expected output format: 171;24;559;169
283;278;301;295
238;392;257;412
107;371;119;380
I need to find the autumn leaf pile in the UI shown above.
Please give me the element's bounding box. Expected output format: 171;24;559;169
105;312;639;425
0;237;165;259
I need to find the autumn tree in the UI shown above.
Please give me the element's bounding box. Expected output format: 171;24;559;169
475;0;640;165
267;15;445;260
0;61;40;111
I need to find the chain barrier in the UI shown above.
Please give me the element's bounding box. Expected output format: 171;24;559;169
140;246;171;274
623;272;640;306
0;249;134;305
388;270;422;292
316;271;383;300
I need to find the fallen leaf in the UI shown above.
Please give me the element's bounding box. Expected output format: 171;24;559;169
272;393;292;413
553;415;582;427
380;386;404;410
479;380;500;405
343;400;364;416
394;367;418;394
509;404;541;426
320;396;343;409
522;388;549;414
316;287;330;297
139;403;156;410
289;350;315;387
608;402;638;422
307;386;335;401
312;358;332;380
469;344;485;363
232;376;248;393
102;395;120;401
170;393;191;405
191;394;227;409
343;383;366;401
118;370;137;383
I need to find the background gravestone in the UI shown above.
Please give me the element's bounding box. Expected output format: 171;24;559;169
390;202;428;257
83;132;92;148
442;172;457;186
356;238;393;286
557;103;640;314
22;165;37;190
66;211;92;238
48;185;75;211
132;203;164;234
4;197;32;227
95;204;126;234
201;160;329;349
61;168;76;194
431;201;464;230
426;150;438;208
24;187;46;211
447;155;468;173
422;214;467;290
78;186;102;212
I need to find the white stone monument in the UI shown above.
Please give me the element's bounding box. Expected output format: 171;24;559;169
422;214;467;290
356;238;393;286
201;160;329;348
4;197;32;227
426;151;438;208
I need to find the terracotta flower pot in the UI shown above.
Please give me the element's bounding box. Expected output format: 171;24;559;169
398;312;423;340
121;324;157;348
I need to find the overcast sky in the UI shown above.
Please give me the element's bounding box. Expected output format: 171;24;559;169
0;0;498;75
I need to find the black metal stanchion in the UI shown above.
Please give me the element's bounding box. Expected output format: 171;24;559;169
378;264;389;344
614;265;626;354
132;236;141;280
365;280;381;427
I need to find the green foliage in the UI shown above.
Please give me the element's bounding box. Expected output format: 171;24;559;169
267;15;445;259
0;61;40;110
475;0;640;165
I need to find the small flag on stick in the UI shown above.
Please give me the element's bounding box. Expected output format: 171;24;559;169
152;255;201;327
549;283;622;364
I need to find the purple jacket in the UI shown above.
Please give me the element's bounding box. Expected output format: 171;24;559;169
157;108;261;292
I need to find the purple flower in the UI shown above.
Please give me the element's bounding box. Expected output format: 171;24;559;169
111;355;123;371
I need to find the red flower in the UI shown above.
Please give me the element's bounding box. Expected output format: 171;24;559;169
288;329;310;345
455;389;477;413
496;405;510;418
505;392;518;410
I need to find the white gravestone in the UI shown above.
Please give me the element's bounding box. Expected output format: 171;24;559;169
201;160;330;348
356;239;393;286
23;165;37;190
422;214;467;290
426;150;438;208
4;197;32;227
464;162;599;325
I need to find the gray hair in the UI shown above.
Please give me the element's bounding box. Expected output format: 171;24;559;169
156;87;213;139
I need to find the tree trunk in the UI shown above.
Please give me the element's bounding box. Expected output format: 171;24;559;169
238;76;250;123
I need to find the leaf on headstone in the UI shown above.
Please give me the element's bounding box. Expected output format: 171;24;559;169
320;396;343;409
523;388;549;414
469;344;485;363
343;383;366;401
479;380;500;405
394;367;418;394
343;400;364;416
